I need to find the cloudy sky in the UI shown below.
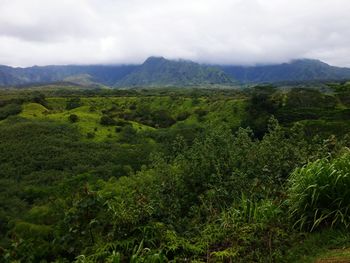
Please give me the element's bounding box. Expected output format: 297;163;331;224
0;0;349;67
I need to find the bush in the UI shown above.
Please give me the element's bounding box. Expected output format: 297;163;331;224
66;97;82;110
287;153;350;231
115;119;128;126
151;110;176;128
0;103;22;120
176;111;190;121
129;104;137;110
120;125;137;143
31;92;48;108
68;114;79;123
86;132;95;139
100;115;116;126
286;88;337;109
194;108;208;118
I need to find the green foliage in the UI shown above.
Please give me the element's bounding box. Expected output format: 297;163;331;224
243;86;349;138
119;125;137;143
1;87;349;262
100;115;116;126
206;198;288;262
288;152;350;231
66;97;82;110
242;85;279;137
151;110;176;128
0;103;22;120
175;111;190;121
329;82;350;107
220;195;284;226
30;92;48;108
285;88;337;109
69;114;79;123
86;132;95;139
284;229;350;262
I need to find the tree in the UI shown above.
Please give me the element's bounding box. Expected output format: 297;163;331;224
68;114;79;123
120;125;137;143
66;97;82;110
100;115;116;126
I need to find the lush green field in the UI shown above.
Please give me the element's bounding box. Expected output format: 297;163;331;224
0;85;350;262
12;94;246;142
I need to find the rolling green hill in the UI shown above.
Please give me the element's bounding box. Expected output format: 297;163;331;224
1;86;350;262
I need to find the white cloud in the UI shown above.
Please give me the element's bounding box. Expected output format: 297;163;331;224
0;0;349;67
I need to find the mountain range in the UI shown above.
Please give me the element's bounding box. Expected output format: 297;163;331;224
1;57;350;87
221;59;350;83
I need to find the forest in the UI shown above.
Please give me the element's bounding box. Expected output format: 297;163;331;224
0;83;350;262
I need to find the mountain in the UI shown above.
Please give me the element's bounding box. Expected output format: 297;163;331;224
116;56;233;87
0;58;232;87
0;64;137;87
1;57;350;88
219;59;350;83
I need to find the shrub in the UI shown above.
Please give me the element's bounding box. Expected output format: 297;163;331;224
115;119;128;126
68;114;79;123
66;97;82;110
100;115;116;126
151;110;176;128
86;132;95;139
287;153;350;231
129;104;137;110
89;106;97;112
31;92;48;108
120;125;137;143
176;111;190;121
0;103;22;120
194;108;208;118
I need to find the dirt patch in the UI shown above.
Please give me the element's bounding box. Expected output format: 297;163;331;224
315;259;350;263
315;249;350;263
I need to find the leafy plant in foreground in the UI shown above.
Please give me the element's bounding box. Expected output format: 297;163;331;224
288;152;350;231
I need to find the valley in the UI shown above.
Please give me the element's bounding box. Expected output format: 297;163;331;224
0;84;350;262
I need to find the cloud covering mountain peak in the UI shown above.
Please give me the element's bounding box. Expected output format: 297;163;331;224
1;0;350;67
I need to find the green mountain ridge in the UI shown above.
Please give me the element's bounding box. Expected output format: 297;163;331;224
116;56;234;87
220;58;350;83
1;57;350;87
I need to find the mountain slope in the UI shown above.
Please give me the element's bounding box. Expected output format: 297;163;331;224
1;58;350;87
116;57;233;87
0;64;137;87
220;59;350;83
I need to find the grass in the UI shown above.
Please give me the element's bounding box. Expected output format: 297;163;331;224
19;102;153;141
315;248;350;263
16;96;246;142
285;229;350;263
287;153;350;231
19;103;49;118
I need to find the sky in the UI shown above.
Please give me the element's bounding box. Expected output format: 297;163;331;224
0;0;350;67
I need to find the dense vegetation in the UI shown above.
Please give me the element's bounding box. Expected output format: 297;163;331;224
0;84;350;262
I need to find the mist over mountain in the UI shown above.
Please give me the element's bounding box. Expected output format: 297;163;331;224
0;64;137;87
116;57;233;87
220;59;350;83
1;57;350;88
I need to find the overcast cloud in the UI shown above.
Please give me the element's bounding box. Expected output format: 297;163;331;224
0;0;349;67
